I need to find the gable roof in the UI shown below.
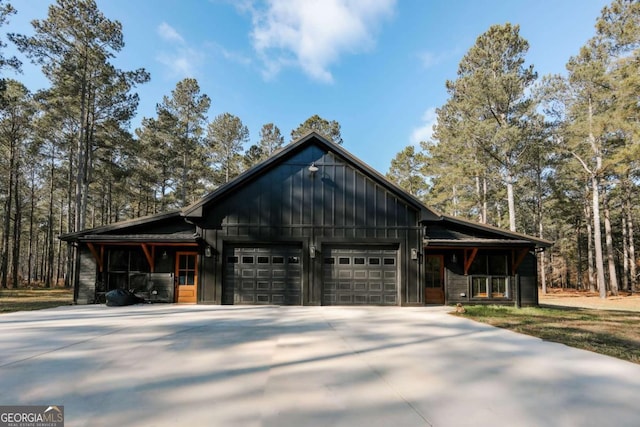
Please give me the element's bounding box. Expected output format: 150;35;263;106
182;132;440;221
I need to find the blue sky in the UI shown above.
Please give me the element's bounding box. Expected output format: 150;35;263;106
5;0;610;172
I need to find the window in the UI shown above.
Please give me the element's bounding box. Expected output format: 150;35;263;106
425;256;442;289
472;277;488;297
257;256;269;264
491;277;508;298
105;248;150;293
470;253;509;299
339;257;350;265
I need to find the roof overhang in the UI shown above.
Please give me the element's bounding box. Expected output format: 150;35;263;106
76;234;197;245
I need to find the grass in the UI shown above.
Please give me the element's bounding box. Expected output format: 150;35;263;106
0;288;74;314
455;305;640;364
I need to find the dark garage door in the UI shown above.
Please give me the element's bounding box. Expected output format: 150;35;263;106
223;245;302;305
322;246;398;305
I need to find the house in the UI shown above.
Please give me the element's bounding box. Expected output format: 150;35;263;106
60;132;551;306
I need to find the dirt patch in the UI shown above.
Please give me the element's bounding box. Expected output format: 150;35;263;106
540;289;640;312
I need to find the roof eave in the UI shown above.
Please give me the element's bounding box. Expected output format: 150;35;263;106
59;210;184;242
423;214;553;248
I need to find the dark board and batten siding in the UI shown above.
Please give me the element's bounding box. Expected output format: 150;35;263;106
199;144;423;306
77;247;97;304
518;253;538;306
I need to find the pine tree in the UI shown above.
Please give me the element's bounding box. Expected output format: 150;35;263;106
291;114;343;144
10;0;149;232
156;78;211;206
206;113;249;184
244;123;284;168
386;145;429;200
434;23;539;232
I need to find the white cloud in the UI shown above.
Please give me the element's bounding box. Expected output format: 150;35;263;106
417;51;443;69
416;47;461;70
155;22;203;78
220;47;252;66
410;107;438;145
157;22;185;44
246;0;396;83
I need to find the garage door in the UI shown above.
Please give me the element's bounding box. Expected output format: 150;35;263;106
223;246;302;305
322;246;398;305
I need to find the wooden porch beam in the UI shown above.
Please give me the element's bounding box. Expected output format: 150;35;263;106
86;242;104;272
463;248;478;275
512;248;529;275
141;243;154;273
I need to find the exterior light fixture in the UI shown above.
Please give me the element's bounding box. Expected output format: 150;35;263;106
162;250;168;260
205;246;213;258
452;253;457;263
308;162;319;174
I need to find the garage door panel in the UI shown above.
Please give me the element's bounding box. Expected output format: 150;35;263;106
224;245;302;305
369;282;382;291
241;281;255;290
354;282;367;291
323;246;398;306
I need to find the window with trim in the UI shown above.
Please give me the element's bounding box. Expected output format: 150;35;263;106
469;253;509;299
106;247;150;292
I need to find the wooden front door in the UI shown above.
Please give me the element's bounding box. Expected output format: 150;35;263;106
425;255;445;304
176;252;198;303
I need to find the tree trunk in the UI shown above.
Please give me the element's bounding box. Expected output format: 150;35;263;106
585;95;606;298
482;176;488;224
452;185;459;217
1;195;10;288
506;173;516;232
576;223;583;289
56;197;64;286
602;191;619;296
622;215;629;292
46;160;55;288
625;187;637;292
585;203;596;292
27;170;35;287
1;135;15;288
11;170;21;288
592;176;607;298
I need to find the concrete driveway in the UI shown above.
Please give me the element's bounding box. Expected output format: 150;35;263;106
0;305;638;427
